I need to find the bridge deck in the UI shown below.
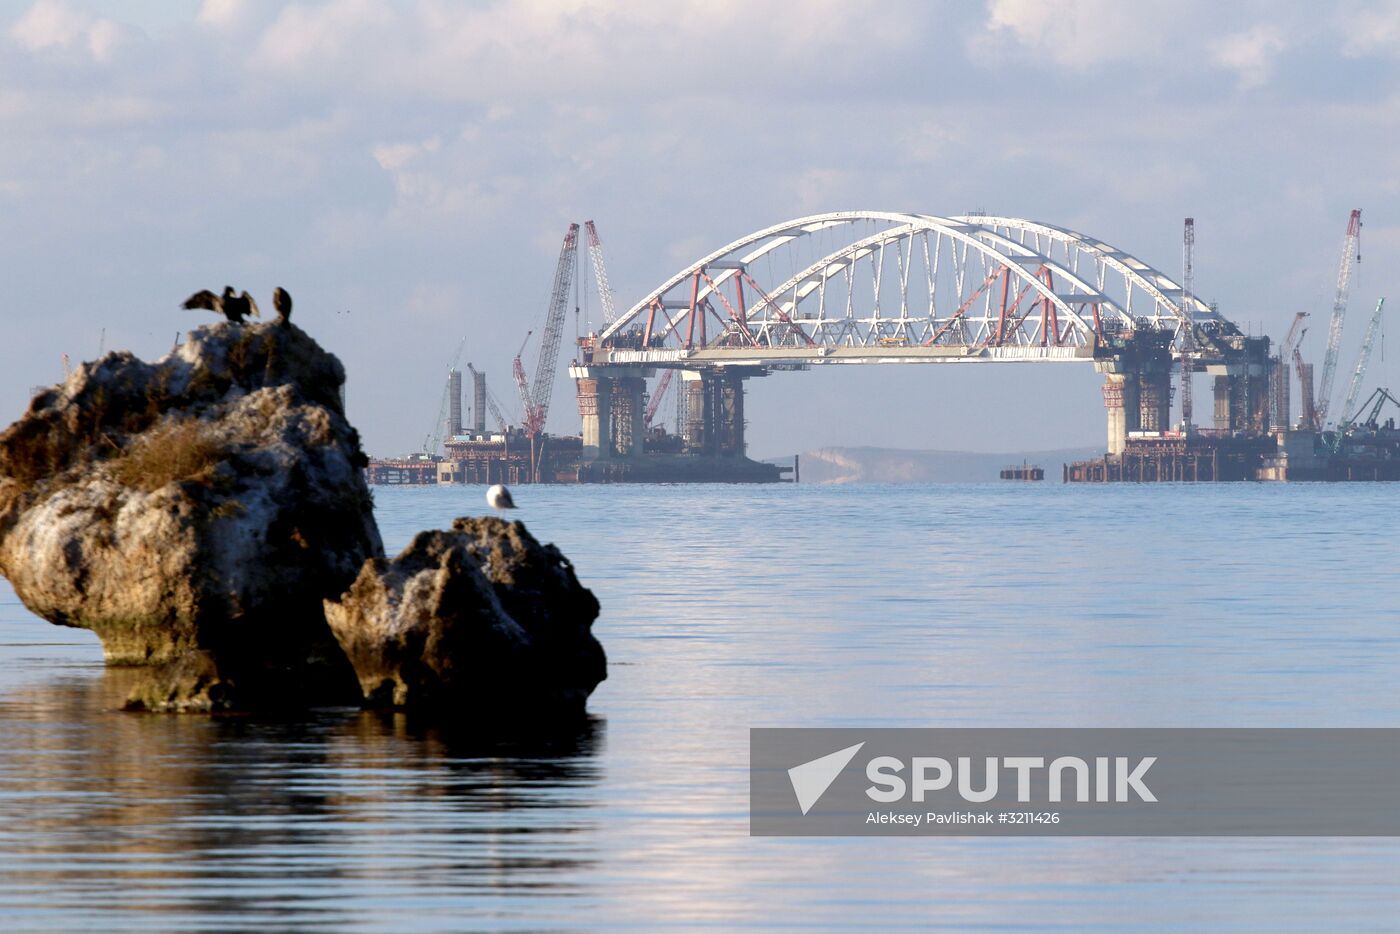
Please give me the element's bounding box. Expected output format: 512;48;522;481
594;344;1100;369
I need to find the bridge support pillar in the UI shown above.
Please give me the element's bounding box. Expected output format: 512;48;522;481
1210;336;1272;433
1101;373;1138;456
1098;331;1172;454
1245;338;1272;433
1136;363;1171;433
683;374;708;453
1213;375;1240;431
611;376;646;458
577;377;613;460
680;370;751;456
718;372;745;456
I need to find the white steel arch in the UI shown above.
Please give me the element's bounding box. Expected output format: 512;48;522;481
598;212;1239;356
952;215;1234;335
721;220;1117;349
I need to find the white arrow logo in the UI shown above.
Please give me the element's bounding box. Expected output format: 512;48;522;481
787;742;866;815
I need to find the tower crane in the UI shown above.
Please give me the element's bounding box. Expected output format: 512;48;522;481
511;330;534;422
1280;312;1309;358
465;362;510;433
1338;297;1385;428
518;223;579;437
1179;217;1195;429
585;220;618;326
1315;209;1362;427
1293;330;1315;429
1273;311;1308;427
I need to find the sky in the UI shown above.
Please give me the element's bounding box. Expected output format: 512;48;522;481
3;0;1400;457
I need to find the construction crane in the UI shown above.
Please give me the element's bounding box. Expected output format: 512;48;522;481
511;330;533;425
1179;217;1195;429
1281;312;1309;358
1315;209;1362;427
518;223;579;437
585;220;618;327
465;362;510;433
644;369;676;428
1294;335;1315;430
1345;386;1400;430
1272;312;1309;428
1338;297;1385;428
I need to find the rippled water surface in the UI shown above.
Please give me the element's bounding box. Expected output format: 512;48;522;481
2;482;1399;930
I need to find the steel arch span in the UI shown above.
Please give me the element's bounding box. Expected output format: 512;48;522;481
592;212;1240;367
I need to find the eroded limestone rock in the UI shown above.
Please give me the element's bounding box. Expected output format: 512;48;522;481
324;518;606;716
0;321;380;709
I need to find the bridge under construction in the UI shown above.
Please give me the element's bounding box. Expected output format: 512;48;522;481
374;209;1398;485
568;211;1293;481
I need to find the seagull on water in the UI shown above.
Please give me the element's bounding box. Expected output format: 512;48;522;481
486;483;516;517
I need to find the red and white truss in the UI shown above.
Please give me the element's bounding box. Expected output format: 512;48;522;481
597;212;1236;360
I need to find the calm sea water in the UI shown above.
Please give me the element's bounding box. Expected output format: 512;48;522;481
1;482;1399;931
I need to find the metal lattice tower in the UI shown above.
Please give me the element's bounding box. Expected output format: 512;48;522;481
1316;209;1362;427
1180;217;1195;428
1339;297;1385;427
585;220;618;326
645;368;675;428
1273;311;1309;428
524;224;579;436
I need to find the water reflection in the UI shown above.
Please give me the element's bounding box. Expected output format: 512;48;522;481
0;667;604;929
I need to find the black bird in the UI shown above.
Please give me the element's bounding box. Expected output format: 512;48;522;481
273;287;292;324
183;286;260;324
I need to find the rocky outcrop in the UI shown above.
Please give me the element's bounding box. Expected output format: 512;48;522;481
0;321;381;710
0;319;607;718
324;518;605;716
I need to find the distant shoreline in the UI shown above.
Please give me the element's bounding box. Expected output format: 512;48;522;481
761;445;1103;484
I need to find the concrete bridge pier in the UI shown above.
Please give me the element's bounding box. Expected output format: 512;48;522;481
1137;362;1172;433
683;373;708;453
1100;372;1138;456
610;376;646;458
681;369;754;456
1208;336;1272;433
576;376;613;460
575;365;655;461
718;372;746;456
1097;332;1173;455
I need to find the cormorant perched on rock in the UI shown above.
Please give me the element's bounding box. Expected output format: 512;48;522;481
183;286;260;324
273;287;292;324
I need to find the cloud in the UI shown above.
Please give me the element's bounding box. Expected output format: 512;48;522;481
786;168;859;214
974;0;1297;89
371;137;441;173
244;0;927;103
196;0;277;32
974;0;1177;67
8;0;88;51
8;0;135;63
1338;0;1400;56
1210;25;1288;90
